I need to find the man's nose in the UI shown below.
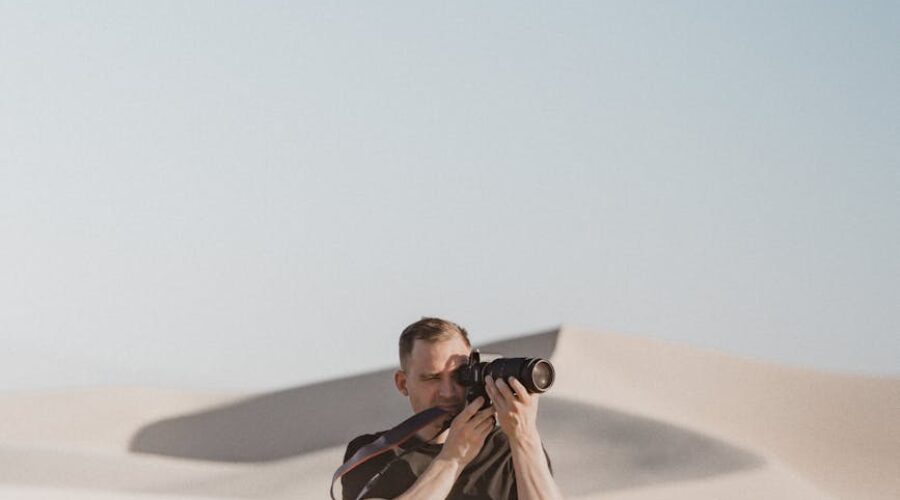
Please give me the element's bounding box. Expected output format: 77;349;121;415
439;376;459;398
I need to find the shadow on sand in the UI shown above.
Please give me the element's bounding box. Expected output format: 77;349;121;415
130;328;762;494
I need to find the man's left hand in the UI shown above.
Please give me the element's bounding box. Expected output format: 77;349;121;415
484;375;540;446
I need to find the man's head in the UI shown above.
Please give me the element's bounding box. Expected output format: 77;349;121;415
394;317;473;418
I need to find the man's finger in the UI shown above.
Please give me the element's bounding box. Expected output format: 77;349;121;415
470;406;495;425
494;377;517;402
484;376;507;412
507;377;532;403
475;413;495;431
457;397;484;420
475;418;494;435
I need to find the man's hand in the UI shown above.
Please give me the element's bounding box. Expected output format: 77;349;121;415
484;375;540;446
485;376;563;500
437;397;496;466
385;398;495;500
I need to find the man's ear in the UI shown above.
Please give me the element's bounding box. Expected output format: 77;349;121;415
394;369;408;396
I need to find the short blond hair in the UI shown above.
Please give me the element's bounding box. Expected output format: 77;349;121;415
399;317;471;369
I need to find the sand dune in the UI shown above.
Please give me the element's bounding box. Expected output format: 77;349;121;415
551;327;900;499
1;327;897;499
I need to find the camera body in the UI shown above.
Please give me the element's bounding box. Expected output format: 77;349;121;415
453;350;556;408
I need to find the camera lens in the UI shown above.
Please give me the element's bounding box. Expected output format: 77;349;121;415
461;352;555;397
526;359;555;393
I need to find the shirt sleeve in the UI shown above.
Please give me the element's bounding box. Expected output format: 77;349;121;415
340;434;377;500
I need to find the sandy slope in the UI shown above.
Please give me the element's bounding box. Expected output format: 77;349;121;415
551;326;900;499
0;327;896;499
593;462;827;500
0;388;240;451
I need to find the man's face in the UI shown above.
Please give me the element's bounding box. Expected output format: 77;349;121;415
396;335;471;416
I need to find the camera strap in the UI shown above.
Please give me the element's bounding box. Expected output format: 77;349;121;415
330;406;450;500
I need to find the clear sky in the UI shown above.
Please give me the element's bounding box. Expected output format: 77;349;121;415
2;1;898;391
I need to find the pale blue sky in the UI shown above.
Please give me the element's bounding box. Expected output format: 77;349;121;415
2;1;898;390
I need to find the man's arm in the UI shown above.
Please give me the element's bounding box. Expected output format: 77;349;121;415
368;398;495;500
486;375;564;500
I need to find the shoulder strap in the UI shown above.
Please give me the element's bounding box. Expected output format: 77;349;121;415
330;406;449;499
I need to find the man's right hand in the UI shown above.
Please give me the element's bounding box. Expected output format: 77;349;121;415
437;397;496;466
386;399;496;500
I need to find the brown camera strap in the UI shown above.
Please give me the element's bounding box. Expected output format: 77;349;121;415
330;406;450;499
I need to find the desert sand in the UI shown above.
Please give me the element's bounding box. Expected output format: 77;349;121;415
1;327;897;499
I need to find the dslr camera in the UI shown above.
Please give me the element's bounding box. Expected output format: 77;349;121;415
453;350;556;407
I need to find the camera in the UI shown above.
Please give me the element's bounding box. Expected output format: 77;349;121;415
454;350;555;407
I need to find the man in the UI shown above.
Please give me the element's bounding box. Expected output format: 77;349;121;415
341;317;563;499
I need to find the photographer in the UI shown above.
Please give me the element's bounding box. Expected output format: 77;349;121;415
341;317;563;499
